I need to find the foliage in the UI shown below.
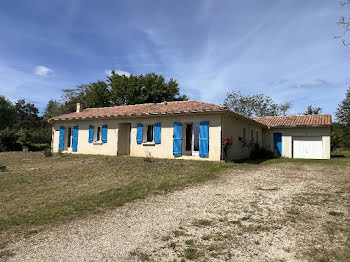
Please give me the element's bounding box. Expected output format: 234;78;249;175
43;100;62;121
336;0;350;46
108;72;188;106
304;105;322;115
60;73;188;113
249;143;276;160
332;123;350;150
0;96;17;130
336;87;350;126
43;148;53;157
0;96;51;152
14;99;41;130
61;82;112;113
224;91;291;117
222;136;233;162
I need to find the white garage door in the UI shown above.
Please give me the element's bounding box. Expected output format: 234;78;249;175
293;136;323;159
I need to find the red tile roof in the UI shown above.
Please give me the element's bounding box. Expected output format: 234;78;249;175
50;100;226;121
252;114;332;127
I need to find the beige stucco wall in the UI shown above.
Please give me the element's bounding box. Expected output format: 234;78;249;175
262;126;331;159
52;113;222;161
222;114;264;160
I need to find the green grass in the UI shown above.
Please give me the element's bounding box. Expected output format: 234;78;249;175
0;150;349;259
0;152;234;252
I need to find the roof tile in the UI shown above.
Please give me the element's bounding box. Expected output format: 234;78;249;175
50;100;225;121
252;114;332;127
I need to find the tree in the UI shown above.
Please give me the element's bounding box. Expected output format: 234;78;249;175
61;81;112;113
14;99;41;129
336;0;350;46
43;100;62;121
0;95;16;130
304;105;322;115
336;87;350;126
108;71;188;106
223;91;292;117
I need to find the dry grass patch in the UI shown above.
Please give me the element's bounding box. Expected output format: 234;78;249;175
0;152;234;255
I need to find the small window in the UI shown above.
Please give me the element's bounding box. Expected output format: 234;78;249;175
67;127;72;148
251;129;254;141
95;126;102;142
193;123;199;152
146;125;154;142
243;128;246;139
256;131;259;142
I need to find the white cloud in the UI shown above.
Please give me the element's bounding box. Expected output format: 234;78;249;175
34;65;53;77
105;69;131;77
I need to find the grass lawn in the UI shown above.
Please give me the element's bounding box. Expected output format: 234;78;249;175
0;150;349;260
0;152;235;254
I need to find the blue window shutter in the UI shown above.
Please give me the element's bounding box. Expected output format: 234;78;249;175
102;124;108;143
89;125;94;143
154;122;161;144
173;122;182;156
59;126;65;151
199;121;209;158
72;126;78;152
137;123;143;144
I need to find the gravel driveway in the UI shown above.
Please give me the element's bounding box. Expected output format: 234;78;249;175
7;162;350;262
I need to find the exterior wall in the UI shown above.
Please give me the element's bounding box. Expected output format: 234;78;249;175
222;114;264;160
262;126;331;159
52;113;222;161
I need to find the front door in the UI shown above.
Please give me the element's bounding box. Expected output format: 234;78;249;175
273;133;282;157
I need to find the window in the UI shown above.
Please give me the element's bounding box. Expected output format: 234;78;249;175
243;128;246;140
146;125;154;142
185;124;192;151
193;123;199;152
67;127;72;148
256;131;259;142
251;129;254;141
95;126;102;142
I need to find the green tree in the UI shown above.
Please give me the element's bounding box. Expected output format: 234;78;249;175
0;95;16;130
304;105;322;115
43;100;62;121
61;81;112;113
224;91;292;117
108;72;188;106
14;99;41;129
336;87;350;126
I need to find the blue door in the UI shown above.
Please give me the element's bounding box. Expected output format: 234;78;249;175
273;133;282;157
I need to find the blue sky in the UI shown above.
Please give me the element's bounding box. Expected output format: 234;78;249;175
0;0;349;116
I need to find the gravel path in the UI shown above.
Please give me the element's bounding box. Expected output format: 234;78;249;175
7;163;350;261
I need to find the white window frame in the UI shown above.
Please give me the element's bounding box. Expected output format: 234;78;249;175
66;126;73;151
142;124;155;145
94;125;102;143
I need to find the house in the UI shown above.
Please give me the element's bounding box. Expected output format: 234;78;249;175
49;101;332;161
253;114;332;159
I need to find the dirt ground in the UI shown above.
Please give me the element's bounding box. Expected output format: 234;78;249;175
5;162;350;262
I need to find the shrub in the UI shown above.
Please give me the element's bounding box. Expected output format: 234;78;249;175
43;148;53;157
249;143;275;160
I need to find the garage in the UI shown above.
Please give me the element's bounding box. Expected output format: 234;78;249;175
293;136;323;159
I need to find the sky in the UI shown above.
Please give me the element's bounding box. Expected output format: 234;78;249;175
0;0;349;116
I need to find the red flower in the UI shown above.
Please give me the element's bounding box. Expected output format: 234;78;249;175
223;136;232;145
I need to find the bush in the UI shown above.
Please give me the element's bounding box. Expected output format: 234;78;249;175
0;128;22;151
249;143;275;160
43;148;53;157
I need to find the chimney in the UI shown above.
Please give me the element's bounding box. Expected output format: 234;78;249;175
76;103;83;113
